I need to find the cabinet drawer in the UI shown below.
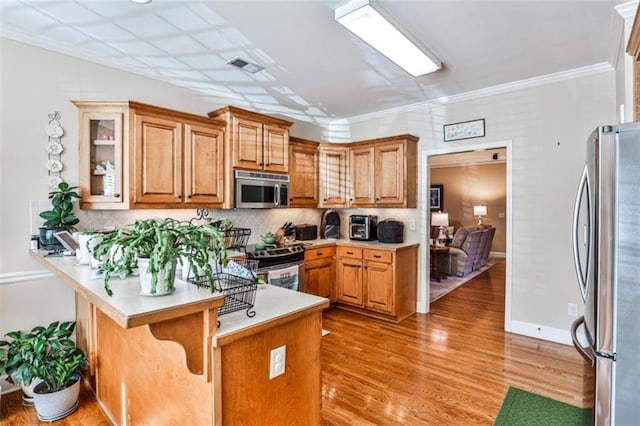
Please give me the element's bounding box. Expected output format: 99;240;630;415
337;246;362;259
364;249;392;263
304;246;335;261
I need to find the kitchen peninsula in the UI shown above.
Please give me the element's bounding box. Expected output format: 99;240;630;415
30;251;329;425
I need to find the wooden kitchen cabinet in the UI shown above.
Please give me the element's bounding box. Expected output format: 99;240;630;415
349;135;418;208
131;104;225;208
303;246;335;300
349;145;375;206
334;244;418;322
363;249;394;314
335;246;363;306
75;101;225;210
74;101;129;210
319;144;350;208
289;137;319;207
208;105;293;173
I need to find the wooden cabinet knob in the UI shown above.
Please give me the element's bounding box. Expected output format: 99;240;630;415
177;195;182;199
187;195;192;199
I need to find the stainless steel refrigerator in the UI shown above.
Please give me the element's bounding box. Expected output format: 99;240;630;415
571;123;640;425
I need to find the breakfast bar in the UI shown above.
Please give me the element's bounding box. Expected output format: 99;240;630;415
30;251;329;425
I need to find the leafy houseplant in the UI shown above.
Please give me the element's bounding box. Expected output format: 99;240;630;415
92;217;231;296
38;182;81;249
0;321;87;414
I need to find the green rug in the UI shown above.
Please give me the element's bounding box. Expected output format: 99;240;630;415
494;387;591;426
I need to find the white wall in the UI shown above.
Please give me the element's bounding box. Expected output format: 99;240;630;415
327;70;616;341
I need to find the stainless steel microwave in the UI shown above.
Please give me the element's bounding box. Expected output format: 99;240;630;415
235;170;289;208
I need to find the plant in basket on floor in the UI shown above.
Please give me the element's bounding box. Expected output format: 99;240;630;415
0;321;88;421
92;217;231;296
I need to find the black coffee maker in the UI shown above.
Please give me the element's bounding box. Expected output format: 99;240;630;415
320;209;341;239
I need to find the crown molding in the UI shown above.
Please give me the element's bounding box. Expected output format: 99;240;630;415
339;62;614;125
615;0;638;19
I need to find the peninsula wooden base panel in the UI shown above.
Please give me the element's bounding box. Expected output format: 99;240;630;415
95;309;216;425
217;311;323;425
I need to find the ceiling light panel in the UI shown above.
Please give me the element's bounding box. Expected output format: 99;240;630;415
335;0;441;77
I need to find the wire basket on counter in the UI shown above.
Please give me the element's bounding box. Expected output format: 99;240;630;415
187;258;259;321
221;228;251;252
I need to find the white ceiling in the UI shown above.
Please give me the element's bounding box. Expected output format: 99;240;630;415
0;0;630;124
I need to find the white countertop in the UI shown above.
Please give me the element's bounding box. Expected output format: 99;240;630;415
31;251;329;335
216;284;328;343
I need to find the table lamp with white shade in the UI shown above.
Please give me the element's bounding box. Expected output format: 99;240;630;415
431;211;449;246
474;205;487;225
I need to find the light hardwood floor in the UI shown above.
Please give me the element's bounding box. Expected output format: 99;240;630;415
0;261;589;425
321;261;590;425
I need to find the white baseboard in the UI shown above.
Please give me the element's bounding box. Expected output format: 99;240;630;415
509;320;584;346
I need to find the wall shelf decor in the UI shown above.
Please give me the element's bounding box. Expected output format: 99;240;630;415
45;112;65;188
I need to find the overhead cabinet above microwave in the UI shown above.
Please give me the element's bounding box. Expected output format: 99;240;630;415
208;105;293;174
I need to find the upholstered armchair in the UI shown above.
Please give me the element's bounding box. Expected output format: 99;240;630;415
441;227;484;277
474;226;496;269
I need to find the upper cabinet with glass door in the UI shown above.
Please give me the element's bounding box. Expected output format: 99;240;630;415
73;101;129;210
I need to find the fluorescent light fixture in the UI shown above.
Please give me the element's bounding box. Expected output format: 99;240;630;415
335;0;441;77
130;0;152;4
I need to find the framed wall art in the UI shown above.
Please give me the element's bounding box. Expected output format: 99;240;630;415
430;184;443;211
444;118;485;142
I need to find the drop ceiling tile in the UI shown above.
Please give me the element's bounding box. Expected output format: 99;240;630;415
42;26;92;45
74;21;136;41
156;5;211;32
0;6;59;33
150;34;207;55
180;53;227;70
36;1;102;25
116;13;180;39
135;55;189;70
108;40;164;56
194;30;235;51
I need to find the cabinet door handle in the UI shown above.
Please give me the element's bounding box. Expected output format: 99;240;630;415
346;251;354;255
114;194;120;198
177;195;182;199
187;195;192;199
373;255;381;259
317;252;323;256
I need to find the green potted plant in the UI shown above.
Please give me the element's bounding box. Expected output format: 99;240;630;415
38;182;80;249
92;217;231;296
0;320;87;420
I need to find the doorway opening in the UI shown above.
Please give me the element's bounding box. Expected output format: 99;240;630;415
423;141;512;331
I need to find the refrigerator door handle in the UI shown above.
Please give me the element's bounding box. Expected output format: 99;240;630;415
571;316;595;364
572;165;591;302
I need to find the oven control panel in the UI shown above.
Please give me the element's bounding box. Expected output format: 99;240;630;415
249;244;305;259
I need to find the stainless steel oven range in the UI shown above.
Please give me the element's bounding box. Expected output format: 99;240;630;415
245;244;306;291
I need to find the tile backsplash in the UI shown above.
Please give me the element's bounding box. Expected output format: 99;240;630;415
33;203;419;245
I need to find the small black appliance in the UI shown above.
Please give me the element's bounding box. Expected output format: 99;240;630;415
377;219;404;243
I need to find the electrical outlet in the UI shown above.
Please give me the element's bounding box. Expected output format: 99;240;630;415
408;220;416;231
269;345;286;379
568;303;578;317
498;212;505;219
